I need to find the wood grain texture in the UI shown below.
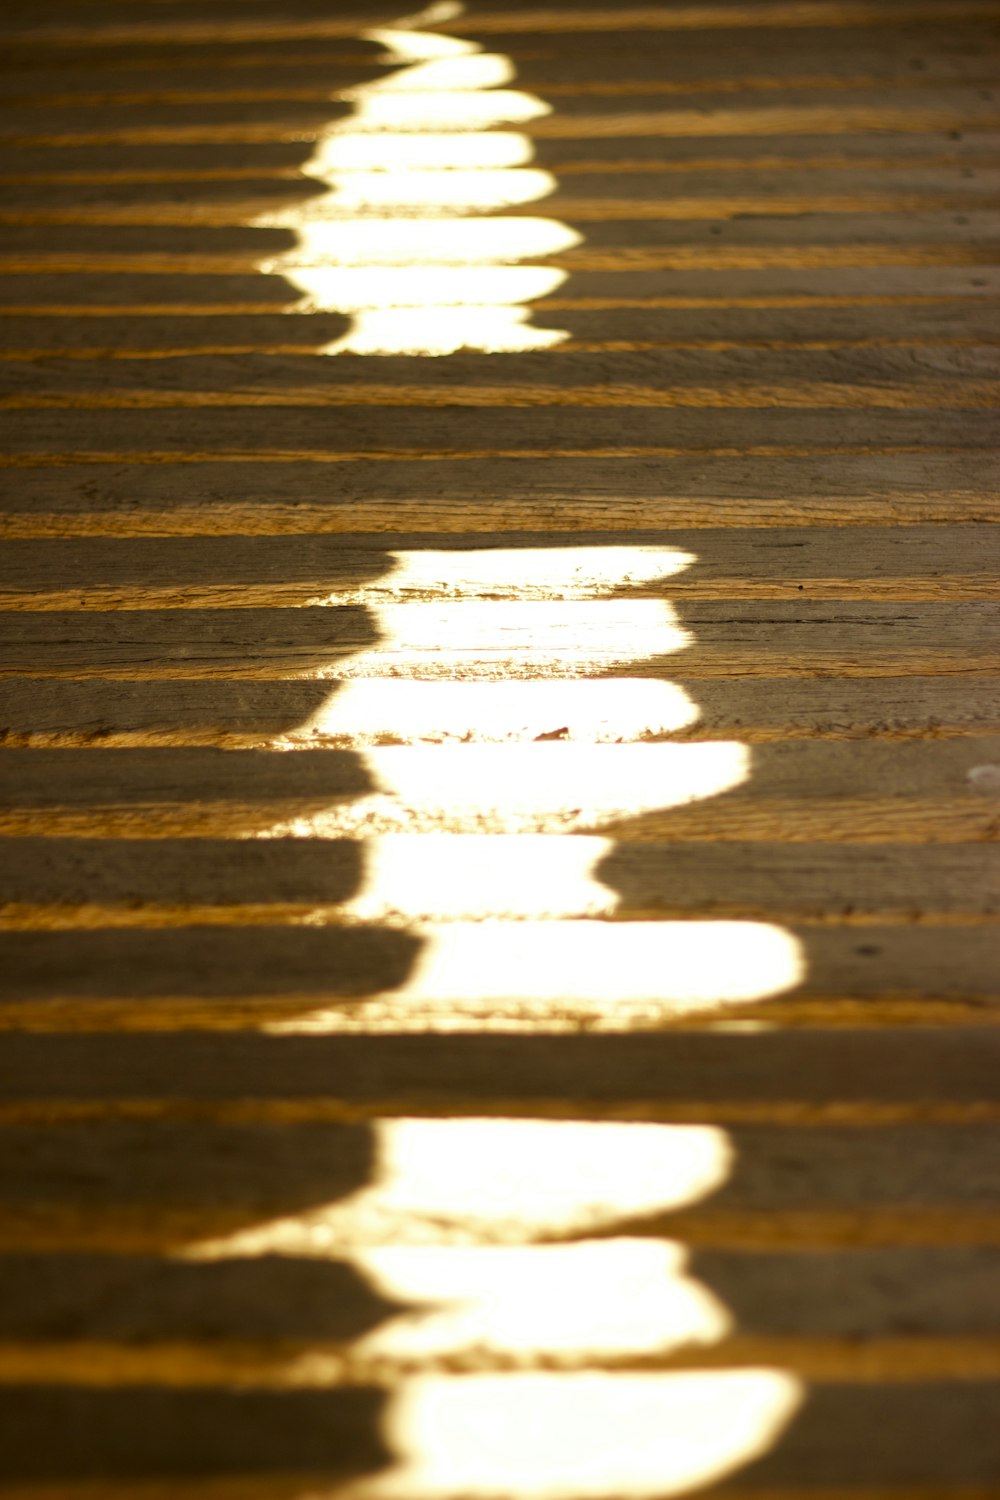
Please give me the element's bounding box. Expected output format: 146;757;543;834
4;0;1000;1485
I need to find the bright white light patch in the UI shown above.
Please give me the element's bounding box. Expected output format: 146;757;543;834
378;545;696;597
364;22;475;65
264;217;579;264
364;742;748;819
347;599;688;667
367;1371;802;1498
369;1119;732;1234
356;1240;730;1359
340;89;550;130
268;169;555;213
322;304;567;354
395;920;803;1007
280;264;567;311
191;1120;734;1255
308;132;533;171
348;835;616;920
294;678;699;743
274;11;565;354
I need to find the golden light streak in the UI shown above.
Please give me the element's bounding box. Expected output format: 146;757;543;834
193;1119;735;1252
264;9;570;353
355;1240;730;1359
365;1370;803;1498
265;217;579;264
293;678;700;744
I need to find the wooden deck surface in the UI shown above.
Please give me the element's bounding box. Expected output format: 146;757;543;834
1;0;999;1494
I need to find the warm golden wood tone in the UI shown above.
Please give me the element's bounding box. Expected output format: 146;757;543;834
0;0;998;1494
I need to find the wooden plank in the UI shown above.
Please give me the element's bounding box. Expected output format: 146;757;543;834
3;268;997;311
4;132;1000;181
1;88;997;148
8;384;999;412
0;739;996;840
1;1116;999;1219
0;837;996;926
0;21;996;88
1;1245;997;1340
1;527;997;608
4;305;1000;356
0;1380;995;1492
0;600;996;678
2;676;997;746
3;453;996;533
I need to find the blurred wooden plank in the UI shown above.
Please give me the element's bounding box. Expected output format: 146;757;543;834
1;1245;998;1340
2;837;994;926
0;1028;996;1107
4;132;1000;181
0;738;996;839
2;407;997;456
0;920;997;1033
7;1;999;48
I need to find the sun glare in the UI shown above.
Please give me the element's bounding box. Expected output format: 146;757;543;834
260;9;571;351
366;1370;803;1498
356;1239;731;1358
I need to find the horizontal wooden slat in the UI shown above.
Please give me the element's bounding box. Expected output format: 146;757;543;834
0;1379;995;1493
2;676;997;746
0;19;996;87
7;1;999;48
1;528;996;608
0;600;996;678
0;921;997;1034
0;1028;995;1105
3;453;996;532
2;407;996;454
1;838;994;926
1;1244;996;1340
3;267;996;308
0;739;996;839
3;131;998;180
3;348;998;409
1;80;996;129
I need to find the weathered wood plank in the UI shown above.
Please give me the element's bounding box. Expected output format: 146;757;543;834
0;837;996;926
4;132;1000;183
0;529;996;609
2;28;998;99
2;407;996;455
1;1244;997;1340
0;738;998;840
4;305;1000;356
3;453;997;532
0;601;996;678
0;1028;996;1105
2;676;997;746
0;1380;995;1492
7;2;1000;49
3;348;999;406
